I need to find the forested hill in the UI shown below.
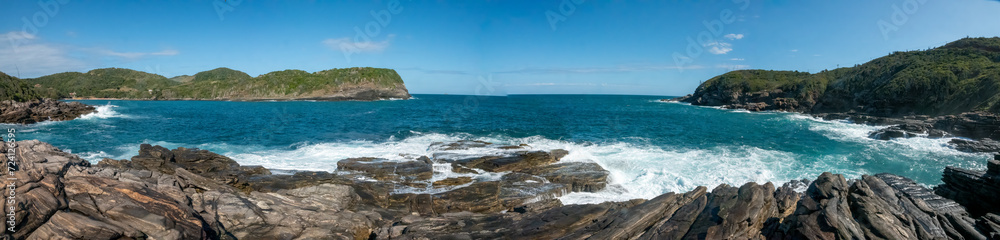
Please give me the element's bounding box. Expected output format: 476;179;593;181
677;37;1000;117
16;67;411;101
0;71;42;102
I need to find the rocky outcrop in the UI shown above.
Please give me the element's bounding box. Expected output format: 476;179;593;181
936;157;1000;218
515;162;610;192
0;98;95;124
6;139;1000;239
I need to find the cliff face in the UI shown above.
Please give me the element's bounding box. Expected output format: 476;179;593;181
23;67;412;101
677;37;1000;117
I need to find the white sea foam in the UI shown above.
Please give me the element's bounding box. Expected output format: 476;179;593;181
70;111;988;205
78;104;127;120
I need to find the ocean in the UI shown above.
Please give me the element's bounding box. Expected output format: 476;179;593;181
5;94;990;204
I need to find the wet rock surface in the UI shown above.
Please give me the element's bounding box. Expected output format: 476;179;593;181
0;98;95;124
5;139;1000;239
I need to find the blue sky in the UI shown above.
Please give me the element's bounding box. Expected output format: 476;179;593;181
1;0;998;96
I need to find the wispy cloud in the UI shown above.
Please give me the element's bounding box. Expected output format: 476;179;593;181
396;67;472;75
716;64;750;70
790;49;799;52
505;82;598;87
0;31;178;77
705;41;733;54
323;34;393;52
2;31;36;41
729;58;745;61
0;32;86;77
93;49;179;58
495;64;706;74
724;33;744;40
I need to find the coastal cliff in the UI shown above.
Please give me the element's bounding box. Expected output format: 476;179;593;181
25;67;411;101
4;139;999;239
671;37;1000;152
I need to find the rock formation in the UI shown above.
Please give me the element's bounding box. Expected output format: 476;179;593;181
0;98;95;124
3;139;1000;239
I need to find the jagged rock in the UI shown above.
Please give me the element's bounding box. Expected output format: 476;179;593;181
678;183;781;240
101;144;272;191
0;98;95;124
11;139;1000;239
933;112;1000;140
337;157;433;182
455;150;568;172
433;177;474;187
564;187;707;239
516;162;610;192
499;173;570;208
868;123;948;140
429;140;493;150
937;158;1000;217
782;172;867;240
949;138;1000;153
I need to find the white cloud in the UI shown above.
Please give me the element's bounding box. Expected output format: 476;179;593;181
705;41;733;54
0;36;86;77
790;49;799;52
2;31;36;41
716;64;750;70
323;35;393;52
724;33;744;40
94;49;179;58
495;64;705;74
0;31;179;77
729;58;745;61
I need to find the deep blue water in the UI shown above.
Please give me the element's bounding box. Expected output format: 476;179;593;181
3;94;989;203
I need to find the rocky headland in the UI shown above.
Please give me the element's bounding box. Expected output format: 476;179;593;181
0;98;95;124
667;37;1000;153
24;67;411;101
3;139;999;239
1;71;95;124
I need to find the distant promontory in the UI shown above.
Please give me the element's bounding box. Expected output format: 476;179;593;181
17;67;412;101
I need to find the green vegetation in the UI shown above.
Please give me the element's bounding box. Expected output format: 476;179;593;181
690;37;1000;116
13;67;406;100
0;71;43;101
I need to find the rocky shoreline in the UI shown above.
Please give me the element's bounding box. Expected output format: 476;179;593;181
0;98;95;124
3;139;999;239
665;96;1000;154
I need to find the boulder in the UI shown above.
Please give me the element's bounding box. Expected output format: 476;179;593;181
949;138;1000;153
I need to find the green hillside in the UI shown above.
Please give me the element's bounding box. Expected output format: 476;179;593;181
0;71;42;101
684;37;1000;116
31;68;178;99
19;67;408;100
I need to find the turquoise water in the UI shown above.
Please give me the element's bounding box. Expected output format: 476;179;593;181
4;95;989;204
